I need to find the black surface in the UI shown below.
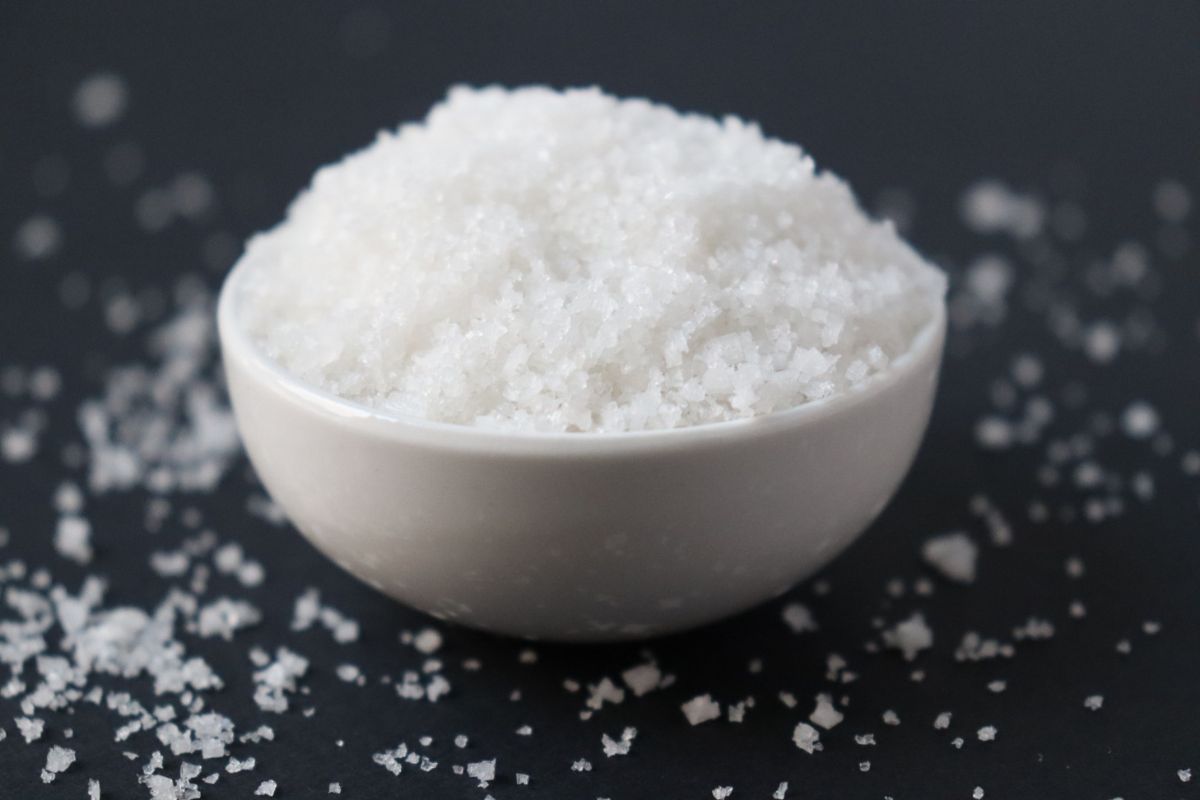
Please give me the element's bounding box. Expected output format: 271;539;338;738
2;2;1199;798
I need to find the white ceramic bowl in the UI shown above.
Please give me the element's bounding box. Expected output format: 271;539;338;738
218;263;946;641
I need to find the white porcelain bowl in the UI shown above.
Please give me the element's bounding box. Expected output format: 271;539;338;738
218;263;946;641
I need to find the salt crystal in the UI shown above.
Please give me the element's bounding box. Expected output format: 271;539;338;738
792;722;821;754
328;783;341;794
883;613;933;660
621;662;662;696
1084;695;1104;710
1120;402;1159;439
255;779;277;796
89;778;100;799
713;787;734;799
977;725;997;742
960;180;1044;239
41;745;76;783
466;759;496;787
1153;180;1192;222
1083;321;1121;364
14;215;63;260
601;727;636;757
882;710;901;726
681;694;722;726
585;677;624;709
934;712;952;729
571;759;592;772
808;694;844;730
1180;768;1193;783
515;773;529;785
781;603;818;633
975;417;1014;450
922;533;978;583
17;716;45;742
773;782;788;799
235;86;945;433
413;628;443;654
73;72;128;127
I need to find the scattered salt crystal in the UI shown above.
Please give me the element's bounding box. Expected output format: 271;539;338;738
922;533;978;583
977;725;997;742
255;779;277;796
883;613;933;660
570;759;592;772
1143;620;1162;635
17;716;45;742
859;761;871;772
1;426;38;463
1180;768;1193;783
1084;695;1104;710
463;762;496;786
882;710;901;726
601;726;637;757
1153;180;1192;222
792;722;821;754
328;783;341;794
515;773;530;785
975;417;1014;450
73;72;128;127
713;787;734;799
934;712;952;729
413;628;443;654
14;215;63;260
454;735;469;748
855;733;876;746
89;778;100;799
1082;321;1121;364
973;787;985;799
1120;402;1159;439
809;694;844;730
1011;354;1043;388
621;662;662;696
682;694;722;726
515;724;532;736
197;598;261;640
1065;557;1085;578
987;680;1006;693
41;745;76;783
781;603;818;633
585;677;624;710
951;737;964;749
773;782;788;799
960;180;1044;239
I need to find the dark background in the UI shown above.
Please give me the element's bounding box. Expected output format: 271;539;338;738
2;2;1198;798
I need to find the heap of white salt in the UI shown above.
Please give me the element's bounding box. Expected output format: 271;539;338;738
235;85;945;433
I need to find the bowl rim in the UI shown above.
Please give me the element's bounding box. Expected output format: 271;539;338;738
217;258;947;453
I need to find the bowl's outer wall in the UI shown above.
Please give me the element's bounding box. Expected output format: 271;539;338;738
222;320;945;641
